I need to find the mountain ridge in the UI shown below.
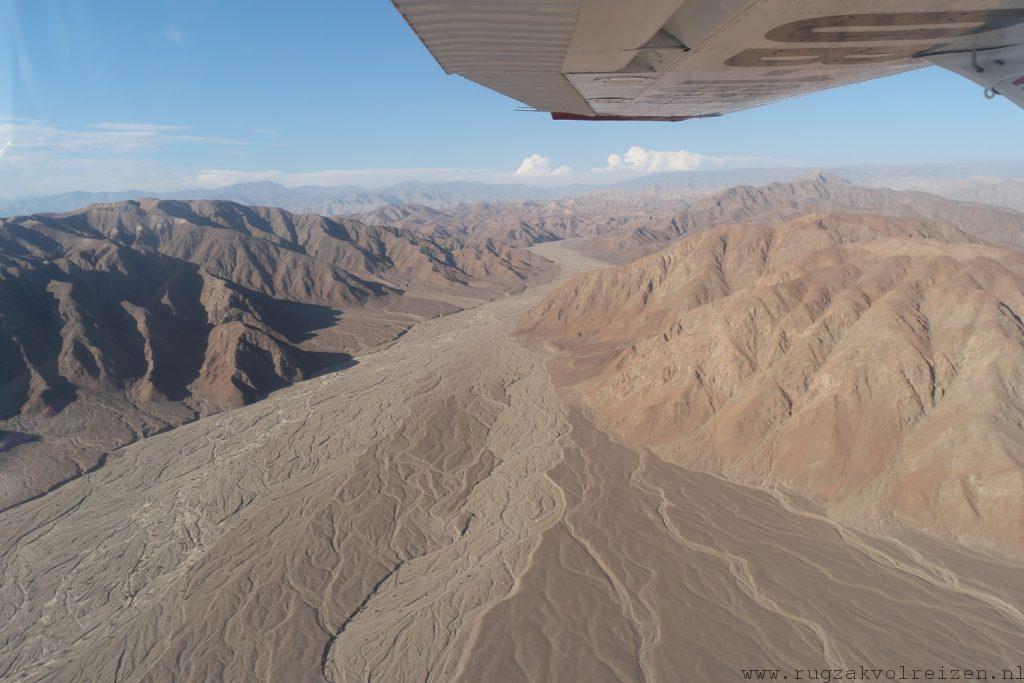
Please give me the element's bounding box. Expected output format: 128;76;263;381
574;173;1024;262
0;198;551;509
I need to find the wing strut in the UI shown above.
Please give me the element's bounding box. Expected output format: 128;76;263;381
926;45;1024;110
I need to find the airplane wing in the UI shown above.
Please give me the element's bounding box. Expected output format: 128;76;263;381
391;1;1024;120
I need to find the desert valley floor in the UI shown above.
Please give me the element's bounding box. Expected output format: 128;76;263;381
1;239;1022;682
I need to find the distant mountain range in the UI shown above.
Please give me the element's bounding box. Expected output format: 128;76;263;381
576;172;1024;262
5;163;1023;218
0;180;592;218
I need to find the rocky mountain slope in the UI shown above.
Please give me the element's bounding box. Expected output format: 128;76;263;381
576;174;1024;262
520;213;1024;559
0;199;550;509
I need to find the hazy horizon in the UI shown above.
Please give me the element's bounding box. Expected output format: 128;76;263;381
4;159;1024;202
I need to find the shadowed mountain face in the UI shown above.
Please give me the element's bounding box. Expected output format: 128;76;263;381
520;213;1024;559
0;199;551;509
574;174;1024;262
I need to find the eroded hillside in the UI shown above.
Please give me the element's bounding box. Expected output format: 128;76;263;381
521;213;1024;559
0;199;550;508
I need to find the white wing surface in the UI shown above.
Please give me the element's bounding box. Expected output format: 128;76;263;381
392;1;1024;120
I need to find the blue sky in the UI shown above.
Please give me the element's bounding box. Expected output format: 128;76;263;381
2;0;1023;197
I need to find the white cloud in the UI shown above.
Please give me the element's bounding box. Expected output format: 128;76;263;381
89;122;188;132
165;26;184;44
0;141;10;160
186;167;464;189
599;145;773;174
189;170;281;186
514;153;571;177
0;120;793;199
0;119;254;198
0;119;247;155
0;154;192;198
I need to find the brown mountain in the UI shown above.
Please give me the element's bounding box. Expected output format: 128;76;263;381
520;212;1024;559
0;199;550;509
576;174;1024;262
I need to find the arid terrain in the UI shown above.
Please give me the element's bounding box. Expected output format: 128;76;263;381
0;199;549;509
1;181;1022;682
522;213;1024;559
1;238;1022;681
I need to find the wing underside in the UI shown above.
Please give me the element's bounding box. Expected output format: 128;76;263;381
392;0;1024;120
